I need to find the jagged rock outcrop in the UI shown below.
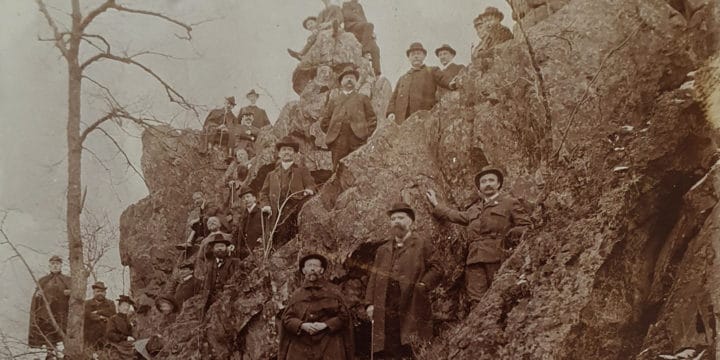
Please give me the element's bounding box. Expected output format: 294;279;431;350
120;0;720;358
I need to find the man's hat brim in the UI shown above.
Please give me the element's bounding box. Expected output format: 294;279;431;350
49;255;63;263
338;69;360;84
208;235;233;247
406;42;428;57
91;282;108;290
275;138;300;152
298;253;328;272
246;89;259;97
238;187;255;198
474;167;505;189
386;203;416;221
435;44;457;57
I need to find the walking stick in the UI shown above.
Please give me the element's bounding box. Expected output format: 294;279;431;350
370;319;375;360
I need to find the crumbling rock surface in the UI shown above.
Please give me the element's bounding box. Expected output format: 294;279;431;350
120;0;720;358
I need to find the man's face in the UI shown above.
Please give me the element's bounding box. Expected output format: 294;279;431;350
93;288;106;300
118;302;132;314
225;100;234;110
242;193;257;207
363;52;372;61
389;212;413;238
235;148;249;164
302;258;325;282
437;50;455;66
158;300;173;314
305;19;318;32
408;50;426;68
212;243;228;258
207;217;221;232
478;173;501;197
278;146;296;162
341;74;357;91
241;114;253;126
49;261;62;273
192;192;204;207
247;94;258;104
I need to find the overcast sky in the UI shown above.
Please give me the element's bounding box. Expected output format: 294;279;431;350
0;0;512;347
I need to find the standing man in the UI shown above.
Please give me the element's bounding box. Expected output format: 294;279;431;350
259;136;316;246
236;186;264;258
200;96;238;155
195;216;233;281
365;203;443;359
386;42;455;124
278;253;354;360
426;166;531;302
472;7;513;56
342;0;382;75
434;44;465;98
234;108;261;158
203;235;242;310
27;255;70;352
106;295;137;359
320;65;377;167
84;281;117;349
239;89;271;128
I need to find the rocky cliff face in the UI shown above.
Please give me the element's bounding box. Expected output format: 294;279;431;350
120;0;720;358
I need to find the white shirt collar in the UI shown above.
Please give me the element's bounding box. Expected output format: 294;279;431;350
281;161;294;170
395;231;412;247
247;203;256;213
484;192;500;203
440;62;455;70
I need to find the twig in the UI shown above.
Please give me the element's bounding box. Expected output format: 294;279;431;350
95;127;148;187
35;0;69;59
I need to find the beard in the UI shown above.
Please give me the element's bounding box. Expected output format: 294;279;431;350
390;223;408;238
305;272;319;282
94;294;105;301
214;250;228;259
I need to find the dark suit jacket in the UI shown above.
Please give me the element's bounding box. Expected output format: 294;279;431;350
174;276;203;306
239;204;264;252
239;105;271;128
106;313;133;344
204;258;242;296
342;0;367;28
203;108;236;128
437;63;465;86
320;91;377;144
259;163;316;214
387;65;452;123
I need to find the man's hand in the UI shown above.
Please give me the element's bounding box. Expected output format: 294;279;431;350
261;206;272;215
366;305;374;319
127;336;135;342
313;322;328;332
303;189;314;196
63;289;71;296
425;189;438;207
387;113;396;122
188;218;200;227
300;323;319;335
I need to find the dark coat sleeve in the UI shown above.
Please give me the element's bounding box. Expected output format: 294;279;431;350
363;94;377;136
105;315;130;343
259;172;272;208
420;238;443;288
387;78;400;117
319;97;336;133
300;166;316;191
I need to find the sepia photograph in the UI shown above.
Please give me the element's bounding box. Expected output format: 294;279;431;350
0;0;719;359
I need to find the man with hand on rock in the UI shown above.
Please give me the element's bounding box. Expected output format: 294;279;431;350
342;0;381;75
320;65;377;168
426;165;531;303
365;203;443;359
434;44;465;98
278;253;354;360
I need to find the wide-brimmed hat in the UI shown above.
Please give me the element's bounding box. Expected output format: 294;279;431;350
298;253;328;272
154;295;178;313
474;6;504;27
116;295;136;307
435;44;457;57
225;96;236;106
302;16;318;30
386;202;416;221
49;255;63;263
91;281;108;290
240;108;254;117
337;65;360;84
246;89;259;98
238;186;255;198
207;233;233;247
405;42;427;57
474;165;505;189
275;136;300;152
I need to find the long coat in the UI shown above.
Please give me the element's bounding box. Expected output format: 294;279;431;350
174;275;203;307
387;65;453;123
320;91;377;145
259;163;316;215
204;257;242;307
84;297;117;347
106;313;135;360
432;193;531;264
364;233;443;353
238;105;271;128
278;280;354;360
27;272;71;347
238;204;264;254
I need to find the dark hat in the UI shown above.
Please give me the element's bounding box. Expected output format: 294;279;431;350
435;44;457;57
238;186;255;198
386;202;416;221
474;6;504;26
246;89;259;98
337;65;360;84
240;108;255;117
298;253;328;272
91;281;108;290
207;233;232;247
474;165;505;189
116;294;136;307
225;96;236;106
275;136;300;152
302;16;318;30
49;255;63;263
154;295;178;313
405;42;427;57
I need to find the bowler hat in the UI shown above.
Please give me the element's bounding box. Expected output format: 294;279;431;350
49;255;63;263
405;42;427;57
474;6;504;27
238;186;255;198
225;96;236;106
154;295;178;313
386;202;416;221
474;165;505;189
240;108;254;116
275;136;300;152
302;16;317;30
337;65;360;84
246;89;259;98
207;233;232;247
298;253;328;272
91;281;108;290
435;44;457;57
116;294;136;307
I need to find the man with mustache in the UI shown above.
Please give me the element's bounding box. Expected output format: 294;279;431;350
83;281;117;349
203;234;242;310
320;65;377;168
278;253;354;360
27;255;70;355
365;203;443;359
426;165;531;303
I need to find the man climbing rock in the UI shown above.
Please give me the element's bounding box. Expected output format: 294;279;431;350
278;253;354;360
317;0;344;34
179;191;222;250
434;44;465;98
203;235;242;309
288;16;319;61
365;203;443;359
27;255;70;354
200;96;238;155
84;281;116;349
238;89;271;128
106;295;137;360
342;0;381;75
426;165;531;302
259;136;316;247
387;42;455;124
472;7;513;57
320;65;377;167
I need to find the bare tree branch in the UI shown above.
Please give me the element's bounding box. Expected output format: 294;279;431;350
95;127;148;186
36;0;69;59
80;111;118;145
81;33;111;54
81;0;194;40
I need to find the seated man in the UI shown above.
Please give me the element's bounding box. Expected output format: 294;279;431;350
194;216;233;281
178;192;222;250
203;235;242;309
200;96;237;155
288;0;344;61
106;295;137;360
472;7;513;57
233;108;261;159
288;16;319;61
342;0;381;75
238;89;271;128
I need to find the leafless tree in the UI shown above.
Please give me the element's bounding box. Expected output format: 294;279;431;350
35;0;202;357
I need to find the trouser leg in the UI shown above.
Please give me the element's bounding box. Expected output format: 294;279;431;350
465;262;500;302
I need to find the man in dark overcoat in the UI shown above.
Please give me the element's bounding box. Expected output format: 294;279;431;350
364;203;443;359
28;255;70;350
83;281;116;348
386;42;455;124
320;65;377;167
200;96;238;154
235;186;264;257
172;260;203;309
278;253;354;360
203;235;242;310
106;295;136;360
238;89;271;128
426;165;531;302
342;0;381;75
